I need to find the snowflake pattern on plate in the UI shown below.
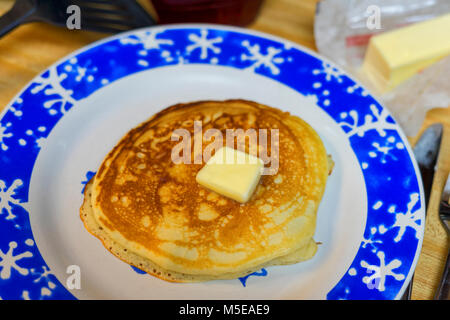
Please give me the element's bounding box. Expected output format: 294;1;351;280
0;26;423;300
186;29;223;60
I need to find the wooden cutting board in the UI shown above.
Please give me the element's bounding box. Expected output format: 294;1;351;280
0;0;448;300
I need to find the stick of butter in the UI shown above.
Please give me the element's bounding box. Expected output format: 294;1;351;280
196;147;264;203
362;13;450;93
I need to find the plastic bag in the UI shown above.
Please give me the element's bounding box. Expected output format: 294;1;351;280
314;0;450;136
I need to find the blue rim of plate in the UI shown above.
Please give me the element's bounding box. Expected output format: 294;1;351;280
0;24;424;300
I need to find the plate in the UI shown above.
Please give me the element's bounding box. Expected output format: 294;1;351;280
0;25;424;300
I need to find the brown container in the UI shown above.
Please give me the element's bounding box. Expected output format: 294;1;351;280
151;0;264;26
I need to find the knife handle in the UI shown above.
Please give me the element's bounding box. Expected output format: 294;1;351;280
435;248;450;300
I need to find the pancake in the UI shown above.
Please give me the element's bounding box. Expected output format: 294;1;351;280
80;100;332;282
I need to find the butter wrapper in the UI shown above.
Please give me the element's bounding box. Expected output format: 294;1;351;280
314;0;450;136
381;56;450;137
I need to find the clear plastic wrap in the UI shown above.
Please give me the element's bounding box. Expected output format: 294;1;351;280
314;0;450;136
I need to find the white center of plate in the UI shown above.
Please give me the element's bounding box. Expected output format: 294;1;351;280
28;64;367;299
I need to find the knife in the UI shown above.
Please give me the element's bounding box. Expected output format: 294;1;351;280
413;123;443;206
401;123;443;300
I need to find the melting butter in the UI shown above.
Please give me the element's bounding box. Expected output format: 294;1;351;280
196;147;264;203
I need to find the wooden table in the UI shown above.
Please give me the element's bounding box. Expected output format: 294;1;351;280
0;0;448;300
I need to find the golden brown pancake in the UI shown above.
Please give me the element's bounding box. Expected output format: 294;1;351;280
80;100;332;282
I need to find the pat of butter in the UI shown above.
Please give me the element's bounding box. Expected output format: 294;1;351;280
196;147;264;203
362;13;450;93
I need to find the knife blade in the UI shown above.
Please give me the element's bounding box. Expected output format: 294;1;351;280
401;123;443;300
413;123;443;207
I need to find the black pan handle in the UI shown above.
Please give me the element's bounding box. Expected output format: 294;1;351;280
0;0;37;38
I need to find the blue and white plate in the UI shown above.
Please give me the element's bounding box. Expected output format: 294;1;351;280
0;25;424;300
